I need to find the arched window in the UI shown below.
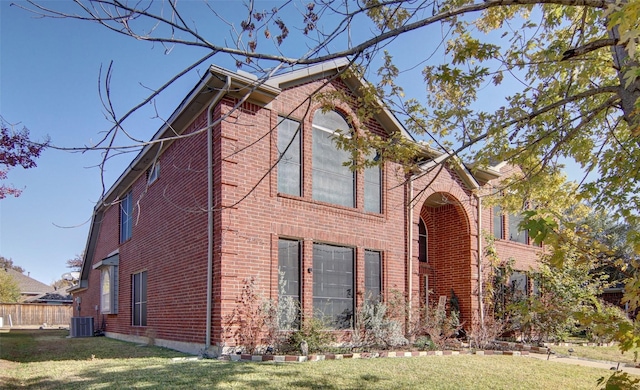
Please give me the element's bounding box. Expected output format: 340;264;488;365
312;109;354;207
418;218;428;263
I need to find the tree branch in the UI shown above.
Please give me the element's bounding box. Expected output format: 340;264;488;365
561;38;618;61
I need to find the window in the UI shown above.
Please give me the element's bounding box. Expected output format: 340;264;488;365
147;162;160;184
278;239;300;329
493;206;504;239
509;271;529;301
364;152;381;213
312;110;354;207
418;218;428;263
101;269;111;313
277;117;301;196
132;271;147;327
313;243;353;329
365;250;381;302
93;253;119;314
120;191;133;243
508;213;528;244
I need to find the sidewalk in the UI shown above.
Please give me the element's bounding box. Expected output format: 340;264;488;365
529;352;640;376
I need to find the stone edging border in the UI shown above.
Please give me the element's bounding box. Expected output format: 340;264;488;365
224;349;536;363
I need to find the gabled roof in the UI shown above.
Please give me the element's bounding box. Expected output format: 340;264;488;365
4;268;54;297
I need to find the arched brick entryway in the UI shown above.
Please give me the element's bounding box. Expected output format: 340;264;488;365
418;192;472;325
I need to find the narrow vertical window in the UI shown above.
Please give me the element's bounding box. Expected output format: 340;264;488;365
493;206;504;240
101;269;111;313
418;218;428;263
313;243;354;328
312;110;354;207
278;239;300;329
508;213;528;244
277;117;301;196
364;152;381;213
132;271;147;327
364;250;381;302
147;162;160;185
120;191;133;243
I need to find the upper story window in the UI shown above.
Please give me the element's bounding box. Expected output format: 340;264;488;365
120;191;133;243
147;162;160;185
508;212;528;244
312;109;354;207
364;152;381;213
277;117;302;196
493;206;505;240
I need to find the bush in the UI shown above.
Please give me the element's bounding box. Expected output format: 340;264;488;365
414;336;436;351
356;300;408;349
285;318;336;354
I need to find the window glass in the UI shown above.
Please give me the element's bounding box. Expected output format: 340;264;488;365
493;206;504;239
509;213;528;244
418;218;428;263
120;191;133;243
364;250;381;302
364;152;381;213
313;243;353;329
277;117;301;196
101;269;111;313
278;239;300;329
312;110;354;207
133;271;147;326
148;162;160;184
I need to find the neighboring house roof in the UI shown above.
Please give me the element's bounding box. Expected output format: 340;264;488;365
4;268;55;301
26;292;73;304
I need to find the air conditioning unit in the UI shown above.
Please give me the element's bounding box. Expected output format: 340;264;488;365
70;317;94;337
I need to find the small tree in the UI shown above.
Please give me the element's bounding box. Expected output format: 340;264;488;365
0;269;21;303
0;118;48;199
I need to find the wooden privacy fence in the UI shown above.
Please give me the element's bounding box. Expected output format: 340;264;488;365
0;304;73;327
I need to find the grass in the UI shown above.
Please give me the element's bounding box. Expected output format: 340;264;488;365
551;344;640;365
1;329;636;389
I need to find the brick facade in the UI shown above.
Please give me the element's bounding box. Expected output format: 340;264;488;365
72;62;540;355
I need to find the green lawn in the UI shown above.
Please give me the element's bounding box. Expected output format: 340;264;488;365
0;329;635;389
551;344;640;365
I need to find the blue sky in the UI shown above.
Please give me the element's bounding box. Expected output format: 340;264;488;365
0;1;234;283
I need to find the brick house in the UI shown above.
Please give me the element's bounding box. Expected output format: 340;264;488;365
70;59;540;354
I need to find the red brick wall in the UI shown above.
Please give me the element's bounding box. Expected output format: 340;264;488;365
75;74;541;351
76;109;211;344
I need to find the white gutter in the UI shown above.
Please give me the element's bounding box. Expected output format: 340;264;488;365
407;178;414;329
205;75;231;352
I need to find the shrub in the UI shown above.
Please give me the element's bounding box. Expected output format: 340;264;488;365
286;318;335;354
356;299;408;349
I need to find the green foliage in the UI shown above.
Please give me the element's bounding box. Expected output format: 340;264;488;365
0;269;20;303
597;371;640;390
413;335;437;351
287;317;336;354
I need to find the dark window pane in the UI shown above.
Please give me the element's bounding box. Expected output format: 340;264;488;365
313;243;353;329
493;206;504;239
277;117;301;196
365;250;381;302
132;271;147;327
120;191;133;243
418;218;427;263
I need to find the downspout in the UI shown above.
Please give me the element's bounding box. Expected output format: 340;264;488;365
475;193;484;327
206;75;231;352
407;177;414;330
